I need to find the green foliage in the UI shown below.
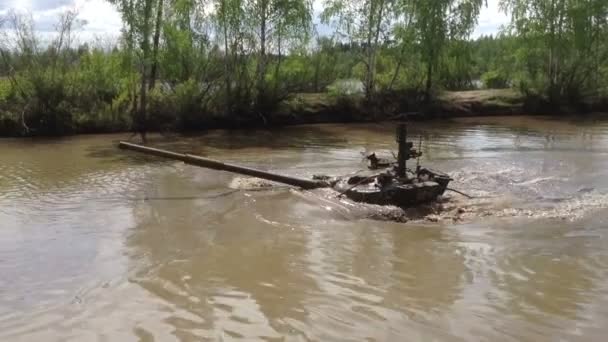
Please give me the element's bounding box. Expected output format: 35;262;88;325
481;70;510;89
327;79;365;98
440;40;476;90
148;79;209;130
599;65;608;97
0;78;10;104
407;0;485;97
500;0;608;103
70;49;123;111
0;0;607;136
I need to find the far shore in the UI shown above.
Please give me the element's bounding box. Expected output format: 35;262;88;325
2;89;607;137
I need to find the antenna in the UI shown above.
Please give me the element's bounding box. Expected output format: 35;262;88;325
396;123;407;177
416;135;422;173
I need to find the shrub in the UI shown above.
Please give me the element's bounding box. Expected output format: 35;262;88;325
327;79;364;98
481;70;510;89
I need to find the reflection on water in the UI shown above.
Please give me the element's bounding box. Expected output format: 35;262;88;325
1;116;608;341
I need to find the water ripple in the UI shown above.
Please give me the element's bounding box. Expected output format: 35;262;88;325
2;118;608;341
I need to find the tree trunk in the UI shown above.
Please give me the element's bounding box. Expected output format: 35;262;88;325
149;0;164;91
257;0;268;109
370;0;385;95
138;0;153;143
389;58;403;91
125;0;137;119
221;0;232;116
425;58;433;104
389;43;407;91
548;0;557;102
139;63;148;142
274;24;282;97
313;52;321;92
365;0;376;99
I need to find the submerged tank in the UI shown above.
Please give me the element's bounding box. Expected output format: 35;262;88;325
330;168;452;207
118;123;452;208
319;123;452;207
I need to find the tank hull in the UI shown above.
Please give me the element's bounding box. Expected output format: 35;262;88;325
333;169;452;208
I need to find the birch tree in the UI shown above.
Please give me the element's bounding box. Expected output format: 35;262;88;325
322;0;395;101
405;0;484;101
500;0;608;102
110;0;166;141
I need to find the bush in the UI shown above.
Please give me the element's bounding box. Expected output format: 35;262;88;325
327;79;364;98
14;69;74;135
0;78;10;104
148;79;210;130
481;70;510;89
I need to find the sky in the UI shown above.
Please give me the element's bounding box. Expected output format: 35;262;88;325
0;0;510;43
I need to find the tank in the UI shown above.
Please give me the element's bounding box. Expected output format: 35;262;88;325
119;122;452;208
330;168;452;207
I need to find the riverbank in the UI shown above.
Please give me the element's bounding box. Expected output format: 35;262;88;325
271;89;527;125
269;88;608;124
1;89;606;137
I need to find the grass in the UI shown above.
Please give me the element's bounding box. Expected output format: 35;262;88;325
0;77;11;103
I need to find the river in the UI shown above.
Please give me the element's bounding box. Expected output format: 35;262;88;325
1;116;608;341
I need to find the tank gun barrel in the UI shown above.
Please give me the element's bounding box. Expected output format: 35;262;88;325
118;142;330;190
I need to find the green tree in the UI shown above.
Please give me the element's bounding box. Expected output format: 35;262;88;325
500;0;608;103
109;0;167;141
405;0;485;100
248;0;312;109
322;0;395;100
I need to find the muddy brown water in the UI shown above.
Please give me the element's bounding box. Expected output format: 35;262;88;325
2;116;608;341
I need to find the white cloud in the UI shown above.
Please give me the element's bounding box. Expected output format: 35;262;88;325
473;0;510;37
313;0;507;39
1;0;507;42
27;0;73;11
74;0;121;35
1;0;122;44
58;0;122;44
